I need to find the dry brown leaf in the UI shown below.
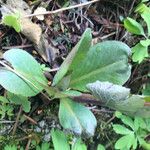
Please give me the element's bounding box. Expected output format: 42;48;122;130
1;0;47;61
21;18;42;46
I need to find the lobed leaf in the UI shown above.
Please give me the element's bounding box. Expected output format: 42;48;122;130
132;42;149;63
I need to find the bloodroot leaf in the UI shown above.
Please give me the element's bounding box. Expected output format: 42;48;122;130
59;98;97;136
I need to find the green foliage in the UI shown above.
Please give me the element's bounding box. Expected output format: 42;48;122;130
124;17;145;35
87;81;150;117
59;98;97;136
53;28;92;86
0;29;132;137
51;129;89;150
4;145;17;150
124;1;150;63
0;49;48;97
36;142;50;150
7;92;31;112
113;112;150;150
51;129;70;150
97;144;105;150
0;96;14;119
2;13;22;32
72;138;87;150
69;41;131;91
53;29;131;91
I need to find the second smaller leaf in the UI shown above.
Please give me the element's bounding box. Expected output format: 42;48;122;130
124;17;145;36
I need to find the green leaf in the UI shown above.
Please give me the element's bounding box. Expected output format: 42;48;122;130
133;137;138;150
132;43;149;63
70;41;131;91
2;13;21;32
59;98;97;136
53;28;92;86
136;3;150;36
0;96;9;103
0;49;47;97
119;115;134;130
7;92;31;112
124;17;145;35
134;117;146;131
51;129;70;150
135;3;148;14
72;138;87;150
36;142;50;150
141;0;149;2
113;124;133;135
87;81;148;117
115;134;135;150
141;11;150;36
4;145;17;150
97;144;105;150
140;39;150;47
87;81;130;104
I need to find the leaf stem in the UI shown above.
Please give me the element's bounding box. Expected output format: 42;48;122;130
71;94;104;105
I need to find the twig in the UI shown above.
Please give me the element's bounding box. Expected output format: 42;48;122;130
105;115;115;125
128;0;137;15
0;120;15;123
25;139;32;150
25;0;100;18
23;114;37;125
2;44;33;50
12;106;22;135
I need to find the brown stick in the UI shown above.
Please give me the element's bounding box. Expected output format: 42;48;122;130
12;106;22;135
23;114;37;125
25;0;100;18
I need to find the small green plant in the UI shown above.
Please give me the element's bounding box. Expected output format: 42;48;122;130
0;28;149;150
2;12;22;32
0;28;132;137
36;142;50;150
0;96;14;119
113;111;150;150
124;1;150;63
51;129;105;150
